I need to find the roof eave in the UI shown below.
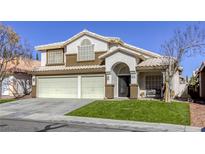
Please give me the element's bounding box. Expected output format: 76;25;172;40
99;47;146;60
31;67;106;75
136;66;167;71
35;45;64;51
34;30;161;58
63;31;109;46
122;43;161;58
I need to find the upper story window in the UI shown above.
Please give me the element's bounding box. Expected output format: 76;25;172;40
77;39;94;61
47;49;64;65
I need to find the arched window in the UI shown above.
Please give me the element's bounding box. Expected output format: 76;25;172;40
81;39;91;46
78;39;94;61
118;65;130;75
113;63;130;75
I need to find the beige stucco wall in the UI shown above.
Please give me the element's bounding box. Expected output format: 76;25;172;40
66;35;109;54
111;70;118;97
40;35;109;67
105;52;139;73
41;51;46;66
105;51;140;97
65;52;105;66
171;70;180;96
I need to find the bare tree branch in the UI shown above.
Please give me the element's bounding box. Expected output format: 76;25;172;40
0;23;32;97
161;24;205;102
161;24;205;64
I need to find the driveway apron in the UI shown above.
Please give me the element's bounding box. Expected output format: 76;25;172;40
0;98;94;119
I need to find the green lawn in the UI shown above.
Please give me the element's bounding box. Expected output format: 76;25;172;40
67;100;190;125
0;99;16;104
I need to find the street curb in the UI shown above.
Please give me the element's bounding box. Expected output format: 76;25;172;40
0;113;202;132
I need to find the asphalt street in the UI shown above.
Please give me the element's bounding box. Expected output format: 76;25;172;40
0;119;129;132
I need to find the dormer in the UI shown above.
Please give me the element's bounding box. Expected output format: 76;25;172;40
65;34;108;66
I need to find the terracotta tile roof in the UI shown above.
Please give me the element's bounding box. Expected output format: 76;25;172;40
137;57;176;69
32;65;105;72
35;29;161;58
6;58;40;73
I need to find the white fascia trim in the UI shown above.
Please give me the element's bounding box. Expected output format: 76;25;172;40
35;30;110;51
35;29;161;58
122;43;161;58
99;47;146;60
63;30;109;45
35;41;65;50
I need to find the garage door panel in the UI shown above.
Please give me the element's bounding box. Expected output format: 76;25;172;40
81;76;104;99
37;77;78;98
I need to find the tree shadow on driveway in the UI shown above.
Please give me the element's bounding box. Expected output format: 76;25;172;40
37;123;68;132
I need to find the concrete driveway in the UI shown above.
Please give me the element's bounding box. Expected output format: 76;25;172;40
0;98;94;119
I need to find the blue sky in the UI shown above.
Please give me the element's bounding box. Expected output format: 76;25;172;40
3;21;205;77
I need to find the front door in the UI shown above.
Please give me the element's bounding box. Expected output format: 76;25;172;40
118;76;130;97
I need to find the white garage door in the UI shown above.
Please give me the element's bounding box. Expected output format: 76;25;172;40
81;76;104;98
37;76;78;98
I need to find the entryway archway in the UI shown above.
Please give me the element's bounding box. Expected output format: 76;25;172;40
112;63;131;97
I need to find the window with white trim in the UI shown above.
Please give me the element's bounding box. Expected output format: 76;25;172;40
77;39;94;61
145;75;162;90
47;49;64;64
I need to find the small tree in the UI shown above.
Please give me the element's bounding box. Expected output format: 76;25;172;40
188;74;199;99
189;75;198;86
161;24;205;102
0;23;32;97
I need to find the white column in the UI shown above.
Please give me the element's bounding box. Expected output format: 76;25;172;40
130;71;137;84
32;76;36;86
136;71;138;85
162;71;166;84
78;75;81;98
136;71;139;98
106;72;112;84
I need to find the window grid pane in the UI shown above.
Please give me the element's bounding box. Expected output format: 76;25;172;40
78;45;94;61
47;50;63;64
145;75;162;90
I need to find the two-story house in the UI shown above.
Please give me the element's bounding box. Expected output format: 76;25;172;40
31;30;182;99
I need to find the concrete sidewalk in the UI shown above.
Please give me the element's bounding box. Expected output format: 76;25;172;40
1;113;202;132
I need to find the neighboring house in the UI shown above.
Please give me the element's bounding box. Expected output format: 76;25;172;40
0;58;40;98
32;30;183;99
197;61;205;98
